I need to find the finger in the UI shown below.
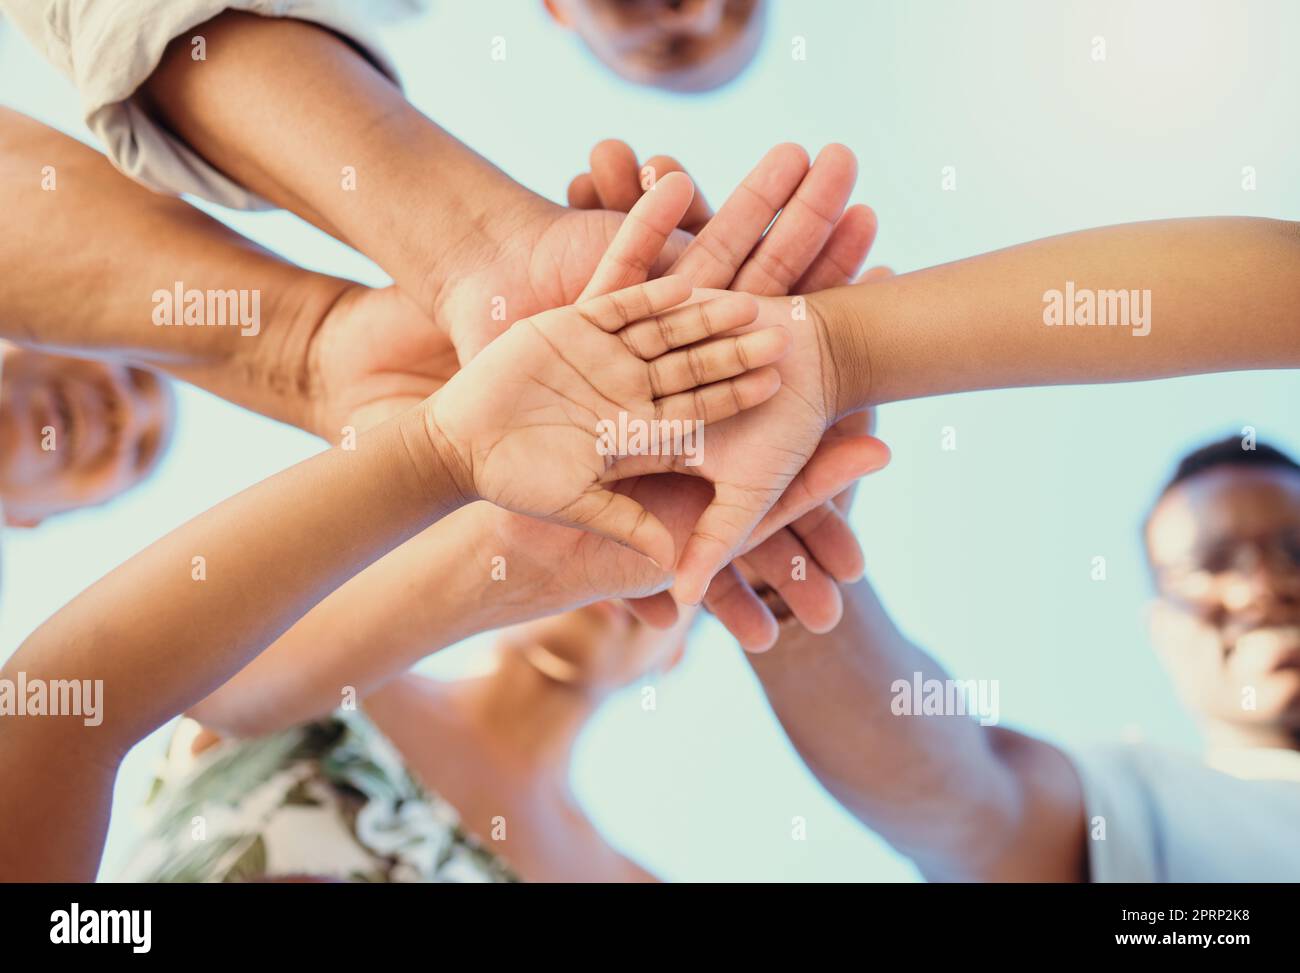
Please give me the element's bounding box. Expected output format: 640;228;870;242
623;592;681;629
560;488;675;572
578;171;696;301
567;172;602;210
825;411;876;519
669;143;810;289
643;154;714;233
581;274;693;331
621;291;758;358
792;204;879;293
787;502;864;583
589;139;644;214
672;480;776;605
731;143;858;296
653;366;781;428
599;451;679;482
748;434;890;546
857;265;895;283
701;563;779;652
737;528;844;633
648;328;790;398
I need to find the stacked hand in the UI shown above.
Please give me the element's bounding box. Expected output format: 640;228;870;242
306;141;891;649
567;142;892;647
424;274;789;571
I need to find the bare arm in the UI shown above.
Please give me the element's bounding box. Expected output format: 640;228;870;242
186;506;505;738
0;106;349;431
137;11;543;314
814;216;1300;414
747;576;1089;881
0;409;467;880
187;478;715;738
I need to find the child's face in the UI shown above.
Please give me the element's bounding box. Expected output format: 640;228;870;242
545;0;766;93
0;347;175;527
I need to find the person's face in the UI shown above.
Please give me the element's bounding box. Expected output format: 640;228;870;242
545;0;766;93
517;600;693;692
0;347;175;526
1146;466;1300;733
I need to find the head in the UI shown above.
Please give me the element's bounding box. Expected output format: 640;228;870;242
544;0;766;93
1144;436;1300;738
0;345;176;527
510;600;695;695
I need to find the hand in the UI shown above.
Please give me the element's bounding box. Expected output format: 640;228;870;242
568;140;715;235
426;198;690;365
427;272;789;569
570;140;890;643
653;282;886;603
468;473;714;619
427;140;868;366
704;409;877;645
303;283;461;437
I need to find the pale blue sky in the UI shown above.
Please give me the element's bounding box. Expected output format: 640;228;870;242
2;0;1298;881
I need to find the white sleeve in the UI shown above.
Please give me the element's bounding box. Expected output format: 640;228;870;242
1068;744;1162;882
1068;742;1300;881
0;0;418;210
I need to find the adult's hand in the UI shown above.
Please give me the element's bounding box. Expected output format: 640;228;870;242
569;139;890;647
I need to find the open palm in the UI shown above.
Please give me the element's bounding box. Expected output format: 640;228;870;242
663;290;844;602
430;277;786;567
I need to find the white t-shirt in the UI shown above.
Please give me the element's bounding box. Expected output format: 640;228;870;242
0;0;424;209
1071;743;1300;881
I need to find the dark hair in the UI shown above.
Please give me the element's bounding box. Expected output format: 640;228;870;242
1160;435;1300;498
1143;435;1300;558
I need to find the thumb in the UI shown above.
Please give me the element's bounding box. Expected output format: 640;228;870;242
561;488;676;572
671;482;774;605
578;171;696;301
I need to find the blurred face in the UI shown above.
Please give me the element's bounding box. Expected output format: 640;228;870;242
0;347;175;526
545;0;766;93
516;600;693;693
1146;466;1300;733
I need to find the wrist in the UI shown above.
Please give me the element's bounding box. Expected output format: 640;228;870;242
417;182;559;324
808;285;877;419
340;111;553;319
265;272;356;437
413;397;477;509
159;269;353;436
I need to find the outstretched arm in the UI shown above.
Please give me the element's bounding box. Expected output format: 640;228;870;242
815;217;1300;415
0;106;350;431
0;409;465;881
747;573;1089;881
0;251;786;879
137;10;543;317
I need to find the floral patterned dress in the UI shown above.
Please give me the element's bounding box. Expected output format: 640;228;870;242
120;711;517;883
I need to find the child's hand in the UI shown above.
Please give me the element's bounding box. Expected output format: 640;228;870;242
426;276;790;570
569;150;890;635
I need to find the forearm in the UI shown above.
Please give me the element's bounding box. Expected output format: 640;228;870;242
138;11;542;312
0;106;349;429
817;217;1300;414
188;500;659;737
190;505;518;736
2;408;461;755
0;408;464;880
748;577;1054;879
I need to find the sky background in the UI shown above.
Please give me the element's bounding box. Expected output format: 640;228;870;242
2;0;1298;881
